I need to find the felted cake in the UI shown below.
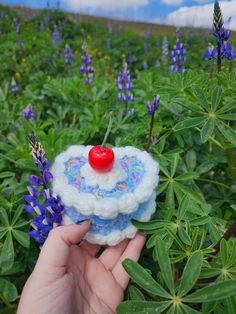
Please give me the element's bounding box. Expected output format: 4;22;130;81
51;145;159;245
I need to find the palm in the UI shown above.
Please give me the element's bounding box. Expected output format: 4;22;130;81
66;242;125;313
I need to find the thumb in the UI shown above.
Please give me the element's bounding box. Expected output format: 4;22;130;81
34;221;90;274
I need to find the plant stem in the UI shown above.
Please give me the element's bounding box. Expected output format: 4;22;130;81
101;113;113;150
213;219;236;254
145;112;155;152
217;41;221;72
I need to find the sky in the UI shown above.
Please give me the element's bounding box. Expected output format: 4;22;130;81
0;0;236;30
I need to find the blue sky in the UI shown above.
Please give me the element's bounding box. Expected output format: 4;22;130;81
0;0;235;29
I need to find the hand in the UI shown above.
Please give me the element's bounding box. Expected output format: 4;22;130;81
17;221;146;314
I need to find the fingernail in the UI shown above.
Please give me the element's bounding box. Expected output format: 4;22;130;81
77;219;90;225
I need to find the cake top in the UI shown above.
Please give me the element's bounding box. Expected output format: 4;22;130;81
51;145;159;219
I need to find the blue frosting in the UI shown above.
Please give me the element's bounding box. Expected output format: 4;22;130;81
64;197;152;236
64;156;145;199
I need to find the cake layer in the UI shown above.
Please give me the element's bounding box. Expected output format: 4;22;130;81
63;192;156;245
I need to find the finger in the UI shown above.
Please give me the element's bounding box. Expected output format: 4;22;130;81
79;240;101;257
112;233;146;290
99;239;129;270
35;222;91;274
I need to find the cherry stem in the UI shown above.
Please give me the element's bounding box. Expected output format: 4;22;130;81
101;113;113;150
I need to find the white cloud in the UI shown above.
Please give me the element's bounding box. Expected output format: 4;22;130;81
62;0;149;12
161;0;184;6
165;0;236;30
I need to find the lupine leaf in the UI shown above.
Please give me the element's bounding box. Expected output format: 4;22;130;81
128;285;145;300
200;118;215;143
216;119;236;145
211;86;222;112
0;232;14;270
174;117;205;132
192;85;210;112
116;301;171;314
177;195;190;221
0;279;18;302
155;237;175;294
178;250;203;297
122;259;171;298
183;280;236;303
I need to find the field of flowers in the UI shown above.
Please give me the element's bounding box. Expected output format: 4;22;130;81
0;1;236;313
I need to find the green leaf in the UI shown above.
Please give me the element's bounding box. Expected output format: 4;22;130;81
122;259;171;298
132;220;171;231
177;195;190;221
117;301;171;314
0;208;9;227
211;86;222;112
0;232;14;270
174;182;204;204
196;161;217;175
0;279;18;302
186;150;197;171
155;237;175;294
171;154;179;177
178;227;192;246
178;250;203;297
12;230;30;248
218;114;236;121
189;216;210;226
220;239;228;267
183;280;236;303
0;172;15;179
200;118;215;143
216;119;236;145
128;285;145;301
179;303;202;314
192;85;210;112
165;184;175;209
12;205;24;226
175;172;199;181
174;117;205;132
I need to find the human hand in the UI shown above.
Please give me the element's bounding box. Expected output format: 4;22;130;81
17;221;146;314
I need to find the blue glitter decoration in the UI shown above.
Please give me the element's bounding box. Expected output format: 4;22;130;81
64;156;145;199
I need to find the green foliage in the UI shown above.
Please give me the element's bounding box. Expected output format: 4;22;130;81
0;4;235;312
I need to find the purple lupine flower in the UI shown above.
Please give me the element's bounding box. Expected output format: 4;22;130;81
45;14;50;26
79;43;94;84
143;61;148;70
146;95;160;116
64;44;73;64
52;25;61;47
128;54;133;64
108;21;112;34
13;18;20;34
117;62;134;103
170;38;187;74
23;134;64;244
220;41;236;60
162;36;168;66
40;20;44;31
11;78;19;95
106;39;111;49
204;43;217;59
22;104;36;120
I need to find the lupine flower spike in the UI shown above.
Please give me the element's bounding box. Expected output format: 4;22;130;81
205;1;236;71
170;38;187;73
52;25;61;47
11;78;19;95
162;36;169;66
79;43;94;84
146;95;160;152
22;104;36;120
117;62;134;115
23;134;64;244
64;44;73;65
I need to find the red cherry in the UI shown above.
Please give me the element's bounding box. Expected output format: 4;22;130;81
88;145;115;172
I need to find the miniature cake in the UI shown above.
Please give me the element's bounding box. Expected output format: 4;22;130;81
51;145;159;245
